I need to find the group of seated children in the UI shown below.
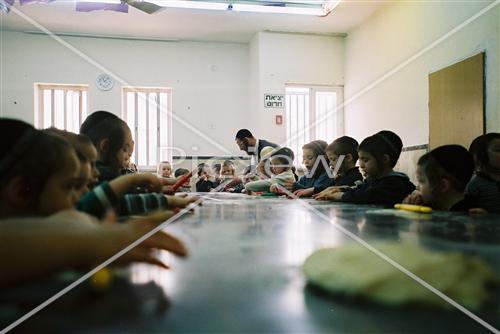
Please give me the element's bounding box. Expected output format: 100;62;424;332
223;129;499;214
0;113;200;287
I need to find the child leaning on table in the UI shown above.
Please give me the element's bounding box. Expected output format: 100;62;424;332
316;130;415;206
404;145;477;211
245;147;296;193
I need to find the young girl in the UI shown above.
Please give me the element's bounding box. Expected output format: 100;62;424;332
158;161;172;178
317;131;415;206
404;145;475;211
465;133;500;213
0;119;82;218
245;147;296;193
291;140;331;198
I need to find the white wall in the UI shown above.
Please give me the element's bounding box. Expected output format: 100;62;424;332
0;31;249;156
344;1;499;147
252;32;345;146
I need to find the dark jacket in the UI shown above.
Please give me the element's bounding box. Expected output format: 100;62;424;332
196;179;220;192
341;171;415;206
450;196;478;212
313;167;364;194
293;170;331;192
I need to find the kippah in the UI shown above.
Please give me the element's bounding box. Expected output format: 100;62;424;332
430;145;474;186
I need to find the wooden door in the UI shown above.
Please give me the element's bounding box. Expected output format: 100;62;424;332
429;52;485;149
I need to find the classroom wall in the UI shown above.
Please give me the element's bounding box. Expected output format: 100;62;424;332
0;31;249;156
344;1;499;147
252;32;345;146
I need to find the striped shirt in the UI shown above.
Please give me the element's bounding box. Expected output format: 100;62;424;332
77;182;169;218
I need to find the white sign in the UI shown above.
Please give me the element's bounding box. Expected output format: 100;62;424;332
264;94;284;108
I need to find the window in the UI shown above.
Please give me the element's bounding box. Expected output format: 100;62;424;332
285;85;343;165
34;83;88;133
122;87;172;170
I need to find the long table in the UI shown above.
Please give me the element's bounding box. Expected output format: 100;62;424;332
3;193;500;333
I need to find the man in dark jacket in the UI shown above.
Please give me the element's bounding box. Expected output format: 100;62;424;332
235;129;278;162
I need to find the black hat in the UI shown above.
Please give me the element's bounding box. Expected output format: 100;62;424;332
430;145;474;186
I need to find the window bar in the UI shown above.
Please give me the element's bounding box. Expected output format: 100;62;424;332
38;87;44;129
145;93;150;167
309;90;315;140
78;90;83;130
50;89;55;128
134;92;139;166
156;93;161;166
63;89;67;130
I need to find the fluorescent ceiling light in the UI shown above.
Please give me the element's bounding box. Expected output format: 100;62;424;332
148;0;227;11
75;0;123;3
231;3;324;16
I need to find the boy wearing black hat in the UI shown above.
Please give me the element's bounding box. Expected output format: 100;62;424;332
403;145;476;211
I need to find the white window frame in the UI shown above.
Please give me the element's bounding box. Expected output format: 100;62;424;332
34;83;88;132
122;86;173;171
285;84;344;165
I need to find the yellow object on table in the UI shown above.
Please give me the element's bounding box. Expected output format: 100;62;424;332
91;267;113;290
394;203;432;213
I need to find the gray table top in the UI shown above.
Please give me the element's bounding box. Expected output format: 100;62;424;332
5;193;500;333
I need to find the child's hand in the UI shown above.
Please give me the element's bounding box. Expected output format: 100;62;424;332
469;208;488;215
133;173;164;192
315;191;343;201
165;195;201;208
110;173;163;197
161;185;175;195
270;184;284;194
96;211;188;269
312;186;342;200
293;188;314;198
402;191;425;205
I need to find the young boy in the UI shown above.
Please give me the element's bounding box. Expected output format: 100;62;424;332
313;136;363;199
466;133;500;213
317;131;415;206
404;145;475;211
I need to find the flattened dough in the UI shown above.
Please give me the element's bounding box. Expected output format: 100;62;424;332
303;242;497;310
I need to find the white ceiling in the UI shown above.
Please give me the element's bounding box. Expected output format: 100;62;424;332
0;0;385;43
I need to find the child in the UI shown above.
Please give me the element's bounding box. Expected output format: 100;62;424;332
218;160;244;192
313;136;363;199
158;161;172;178
46;128;95;199
80;111;133;183
0;119;82;218
291;140;331;198
404;145;476;211
245;147;295;193
317;131;415;206
175;168;192;192
465;133;500;213
195;163;219;192
79;112;198;218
